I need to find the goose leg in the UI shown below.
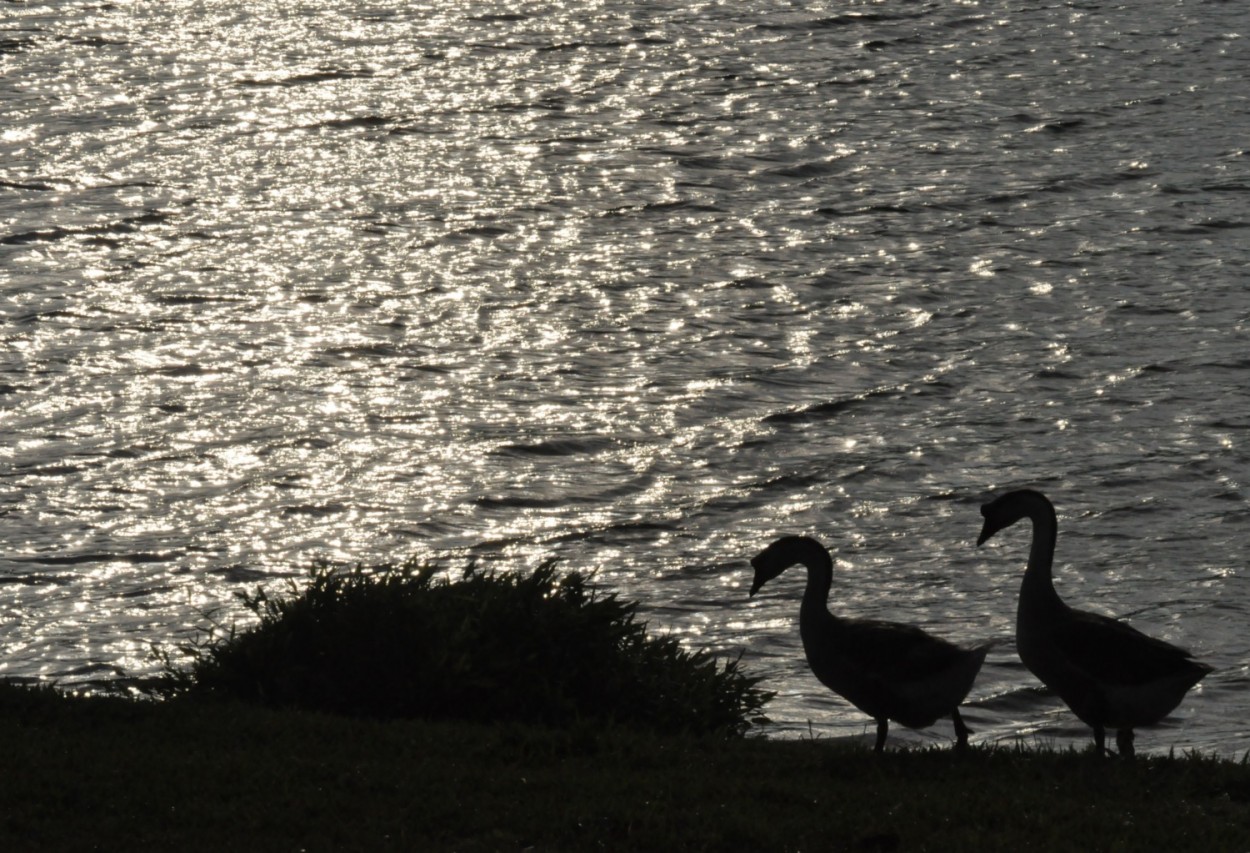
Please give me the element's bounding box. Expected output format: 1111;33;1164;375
1116;729;1135;759
951;708;972;751
874;719;888;753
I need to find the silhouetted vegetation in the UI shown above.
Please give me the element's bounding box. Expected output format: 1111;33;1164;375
154;560;772;736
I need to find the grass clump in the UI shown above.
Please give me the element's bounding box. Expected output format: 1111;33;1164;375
157;559;771;736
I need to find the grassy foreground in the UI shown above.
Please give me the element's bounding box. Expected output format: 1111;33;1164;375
3;683;1249;851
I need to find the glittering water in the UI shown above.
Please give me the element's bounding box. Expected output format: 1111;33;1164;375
3;0;1249;754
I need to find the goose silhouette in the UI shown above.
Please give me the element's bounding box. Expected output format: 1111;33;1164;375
750;535;988;752
977;489;1212;757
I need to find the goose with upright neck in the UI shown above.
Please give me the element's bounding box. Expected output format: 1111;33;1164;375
977;489;1212;758
750;535;988;752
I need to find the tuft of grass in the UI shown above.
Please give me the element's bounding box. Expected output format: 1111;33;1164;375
153;559;772;736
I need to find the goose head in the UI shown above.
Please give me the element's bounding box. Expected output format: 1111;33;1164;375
977;499;1016;546
976;488;1048;545
749;535;820;597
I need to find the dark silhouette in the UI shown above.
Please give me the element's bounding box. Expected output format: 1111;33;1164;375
978;489;1212;758
750;535;988;752
158;561;771;736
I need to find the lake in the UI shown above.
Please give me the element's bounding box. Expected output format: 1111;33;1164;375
2;0;1249;755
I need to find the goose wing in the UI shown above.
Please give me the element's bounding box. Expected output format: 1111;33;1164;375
841;618;973;681
1051;607;1206;686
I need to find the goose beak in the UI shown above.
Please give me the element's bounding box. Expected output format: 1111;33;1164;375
976;502;997;546
749;559;765;597
976;520;994;547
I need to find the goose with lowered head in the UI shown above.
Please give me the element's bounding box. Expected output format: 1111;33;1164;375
977;489;1212;758
750;535;989;752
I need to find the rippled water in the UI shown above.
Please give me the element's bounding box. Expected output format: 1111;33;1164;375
3;0;1249;754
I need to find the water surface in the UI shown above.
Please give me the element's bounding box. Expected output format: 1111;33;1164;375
2;0;1249;754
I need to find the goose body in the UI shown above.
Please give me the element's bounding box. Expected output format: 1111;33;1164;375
750;535;988;752
977;489;1212;757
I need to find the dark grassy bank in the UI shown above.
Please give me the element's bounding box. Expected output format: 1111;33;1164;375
3;682;1250;852
6;563;1248;850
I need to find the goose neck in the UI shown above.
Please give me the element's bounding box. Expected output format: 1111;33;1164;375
1019;497;1062;609
793;542;834;616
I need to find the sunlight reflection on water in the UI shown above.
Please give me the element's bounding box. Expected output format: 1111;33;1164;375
2;0;1249;755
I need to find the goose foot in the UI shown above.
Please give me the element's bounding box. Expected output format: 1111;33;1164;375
952;708;972;752
1093;725;1113;757
1116;729;1136;760
874;719;888;753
